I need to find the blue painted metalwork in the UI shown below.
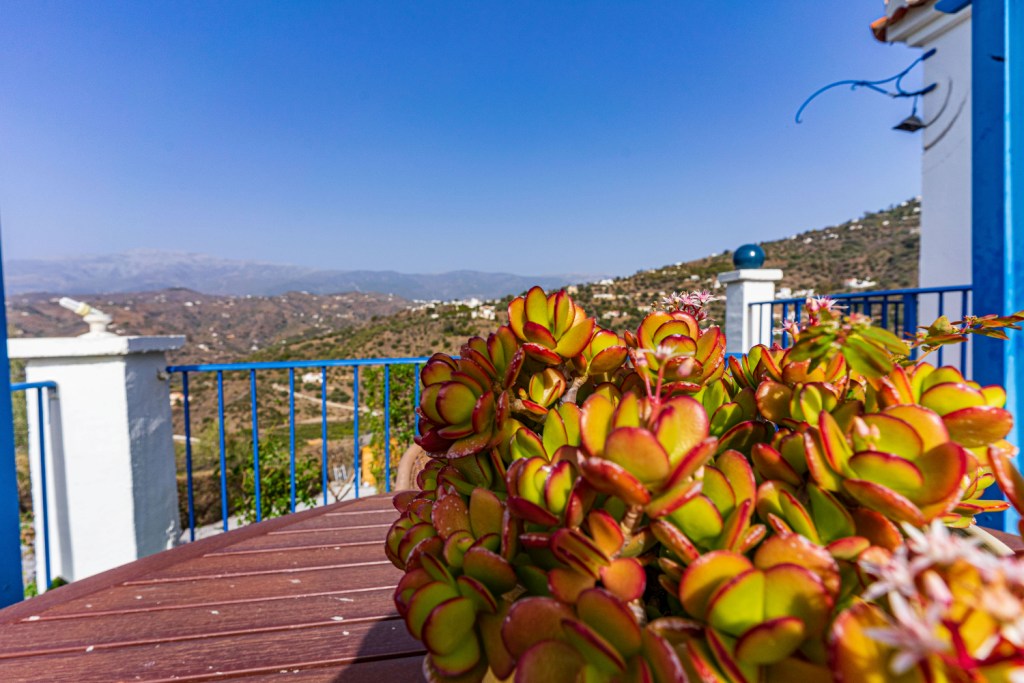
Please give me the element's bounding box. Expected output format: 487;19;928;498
217;371;229;531
749;286;971;355
733;244;765;269
288;369;296;513
9;381;58;592
972;0;1013;530
250;369;262;523
182;372;195;542
384;364;392;493
353;366;361;498
936;0;971;13
321;366;328;506
166;356;430;538
795;48;938;123
0;240;23;606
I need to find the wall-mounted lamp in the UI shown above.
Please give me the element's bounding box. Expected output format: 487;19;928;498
795;48;938;126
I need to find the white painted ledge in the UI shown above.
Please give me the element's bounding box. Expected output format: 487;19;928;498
718;269;783;284
9;335;186;359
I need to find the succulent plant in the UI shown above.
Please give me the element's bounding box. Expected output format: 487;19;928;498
386;288;1024;682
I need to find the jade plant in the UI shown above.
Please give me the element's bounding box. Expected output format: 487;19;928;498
386;286;1024;682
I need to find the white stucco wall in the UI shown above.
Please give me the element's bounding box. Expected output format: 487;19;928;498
720;269;783;353
888;3;973;289
11;336;184;584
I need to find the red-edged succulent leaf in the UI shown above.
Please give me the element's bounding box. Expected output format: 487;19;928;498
847;451;924;494
580;457;652;506
605;426;671;484
678;550;753;619
463;546;517;596
422;596;477;655
842;479;925;526
501;597;575;658
469;488;504;539
600;557;646;602
551;527;611;579
587;509;625;556
734;616;805;665
706;568;766;638
653;396;710;466
850;507;903;551
751;442;802;487
548;567;596;603
651;518;702;564
513;640;584;683
562;618;627;673
578;587;644;657
431;491;471;540
943;405;1013;447
754;534;841;596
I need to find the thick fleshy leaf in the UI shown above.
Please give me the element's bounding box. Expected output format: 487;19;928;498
463;547;517;595
428;638;485;679
605;427;671;483
914;441;968;506
818;411;853;474
828;600;901;683
860;414;923;459
590;345;629;375
469;488;504;539
508;496;559;527
587;509;625;556
668;494;723;544
501;597;575;658
848;451;924;494
842;479;925;526
600;557;646;602
645;477;701;520
562;619;626;673
514;640;584;683
763;564;832;635
651;519;701;564
943;406;1013;447
456;575;497;614
548;567;596;603
578;587;644;658
734;616;805;665
580;394;615;457
716;450;756;504
653;397;710;465
431;492;471;540
543;460;575;516
754;534;840;596
555;317;597;358
422;596;477;655
803;430;843;491
920;382;986;416
437;382;478;426
807;484;856;542
641;629;687;683
850;507;903;551
706;569;766;638
551;528;611;579
678;551;753;619
580;457;651;506
701;467;736;516
751;443;802;487
755;381;794;423
478;606;515;680
407;581;460;640
884;405;949;451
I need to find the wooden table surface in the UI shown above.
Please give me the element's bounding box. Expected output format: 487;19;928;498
0;494;425;682
1;494;1021;682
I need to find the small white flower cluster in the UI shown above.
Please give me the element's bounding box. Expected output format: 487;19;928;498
859;520;1024;676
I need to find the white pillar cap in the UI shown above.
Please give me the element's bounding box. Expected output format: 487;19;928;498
718;269;784;284
9;335;185;360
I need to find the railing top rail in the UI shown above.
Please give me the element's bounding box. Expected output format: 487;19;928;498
11;381;57;392
749;284;972;308
166;356;435;374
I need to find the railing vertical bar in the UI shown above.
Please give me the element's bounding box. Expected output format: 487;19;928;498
881;297;889;330
760;303;766;347
35;388;50;590
781;302;789;348
289;369;296;514
938;292;946;366
905;293;919;360
961;289;969;370
353;367;360;498
250;369;262;523
321;366;329;506
413;363;421;436
182;372;195;542
384;364;392;493
217;371;228;532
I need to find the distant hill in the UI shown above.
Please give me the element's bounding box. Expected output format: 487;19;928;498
5;250;594;302
257;199;922;363
7;288;410;364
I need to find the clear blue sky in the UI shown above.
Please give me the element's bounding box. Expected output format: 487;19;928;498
0;1;922;277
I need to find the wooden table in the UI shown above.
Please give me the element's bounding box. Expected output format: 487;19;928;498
0;494;425;682
1;494;1020;682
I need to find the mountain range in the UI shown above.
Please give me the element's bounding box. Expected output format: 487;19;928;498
4;250;592;302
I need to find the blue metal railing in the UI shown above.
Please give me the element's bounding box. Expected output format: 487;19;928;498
166;357;430;542
749;285;973;368
11;380;58;591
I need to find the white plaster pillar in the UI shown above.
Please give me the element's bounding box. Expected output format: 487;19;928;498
719;269;784;354
10;335;185;584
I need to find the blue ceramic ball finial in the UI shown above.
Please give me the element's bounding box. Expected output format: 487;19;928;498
733;244;765;269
